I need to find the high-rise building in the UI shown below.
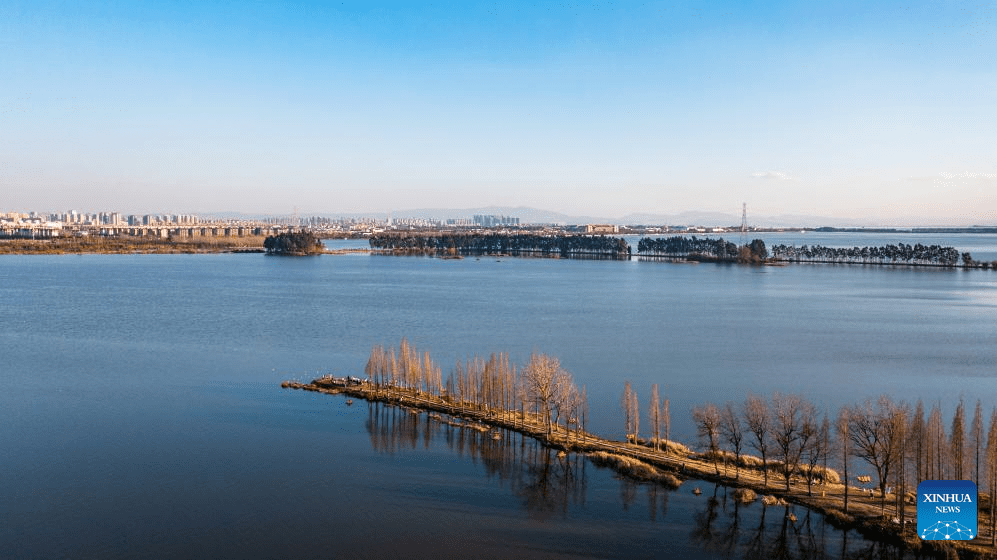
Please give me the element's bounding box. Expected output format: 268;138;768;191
473;215;520;227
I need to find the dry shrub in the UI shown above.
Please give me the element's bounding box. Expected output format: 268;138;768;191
822;508;855;526
588;451;681;488
801;465;841;485
705;451;767;470
737;454;765;469
732;488;757;504
657;440;691;455
701;450;725;462
761;495;786;506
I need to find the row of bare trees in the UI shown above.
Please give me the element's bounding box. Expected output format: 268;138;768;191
685;392;997;536
621;381;671;450
365;340;588;440
690;394;831;497
364;338;444;397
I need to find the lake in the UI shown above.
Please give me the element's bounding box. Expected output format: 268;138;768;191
1;233;994;558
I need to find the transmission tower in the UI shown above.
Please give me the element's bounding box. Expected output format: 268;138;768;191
740;203;748;245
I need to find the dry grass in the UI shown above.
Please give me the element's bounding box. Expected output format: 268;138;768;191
643;438;691;455
800;464;841;485
737;454;766;468
588;451;682;488
732;488;757;504
698;451;841;485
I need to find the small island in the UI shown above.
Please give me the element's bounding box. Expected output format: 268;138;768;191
263;231;325;256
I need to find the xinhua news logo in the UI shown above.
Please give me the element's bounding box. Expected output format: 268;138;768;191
917;480;977;541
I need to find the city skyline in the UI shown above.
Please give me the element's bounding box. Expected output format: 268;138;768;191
3;1;995;225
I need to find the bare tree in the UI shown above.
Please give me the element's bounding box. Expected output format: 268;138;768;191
389;348;398;388
910;400;925;482
837;407;850;513
621;381;640;444
891;404;910;526
365;345;383;391
952;398;966;480
422;351;433;395
848;396;906;513
803;414;830;497
631;385;639;444
557;381;580;441
692;403;722;474
524;353;573;438
622;381;634;443
972;399;984;488
927;403;946;479
744;395;772;486
578;385;589;443
399;338;411;387
987;407;997;546
720;401;744;479
771;394;812;491
650;384;661;451
662;395;671;444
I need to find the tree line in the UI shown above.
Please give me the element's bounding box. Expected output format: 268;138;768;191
369;233;631;259
769;242;964;267
637;236;769;263
365;339;589;440
659;386;997;535
263;231;324;255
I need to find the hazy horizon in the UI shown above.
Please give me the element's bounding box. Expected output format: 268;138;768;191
3;1;995;224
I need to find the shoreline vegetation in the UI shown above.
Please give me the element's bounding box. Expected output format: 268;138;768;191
2;231;994;270
370;232;632;259
263;231;325;256
283;340;997;559
0;231;354;256
0;235;269;254
371;233;997;269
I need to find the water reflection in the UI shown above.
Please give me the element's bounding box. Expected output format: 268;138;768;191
365;402;587;519
646;482;670;520
689;484;917;560
365;402;917;560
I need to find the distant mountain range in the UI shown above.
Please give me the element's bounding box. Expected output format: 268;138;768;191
203;206;991;228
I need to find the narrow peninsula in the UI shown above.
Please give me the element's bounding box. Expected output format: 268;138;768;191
284;340;997;559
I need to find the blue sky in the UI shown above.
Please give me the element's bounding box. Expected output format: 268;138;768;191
2;0;995;223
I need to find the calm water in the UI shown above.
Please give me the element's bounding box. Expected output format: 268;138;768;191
2;234;995;559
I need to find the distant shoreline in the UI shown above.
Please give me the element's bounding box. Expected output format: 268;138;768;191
2;233;992;271
0;236;268;255
811;227;997;234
